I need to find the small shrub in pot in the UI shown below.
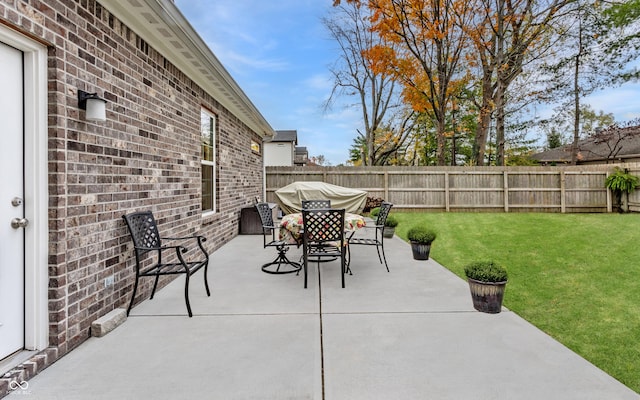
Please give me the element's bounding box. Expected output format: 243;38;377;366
383;214;398;238
464;260;508;313
464;261;508;283
407;226;436;260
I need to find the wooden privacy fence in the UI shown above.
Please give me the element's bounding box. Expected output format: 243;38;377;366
266;163;640;213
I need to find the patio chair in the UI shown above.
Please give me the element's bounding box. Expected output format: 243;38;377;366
256;202;301;274
122;211;210;317
349;202;393;272
301;199;331;209
301;208;347;288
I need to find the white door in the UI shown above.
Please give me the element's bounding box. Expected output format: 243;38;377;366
0;41;25;359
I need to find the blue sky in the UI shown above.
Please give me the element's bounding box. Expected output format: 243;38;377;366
175;0;359;166
175;1;639;165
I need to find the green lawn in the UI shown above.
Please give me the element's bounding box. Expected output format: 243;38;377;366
393;212;640;393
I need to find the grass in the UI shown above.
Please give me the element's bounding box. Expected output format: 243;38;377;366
392;212;640;393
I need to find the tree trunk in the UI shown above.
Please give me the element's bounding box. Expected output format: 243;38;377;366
473;87;493;166
495;0;506;166
571;15;583;165
437;117;447;165
495;86;506;166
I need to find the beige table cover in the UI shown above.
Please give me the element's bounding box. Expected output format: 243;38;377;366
274;181;368;214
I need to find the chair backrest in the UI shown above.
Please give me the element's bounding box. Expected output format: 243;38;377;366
255;202;274;228
376;202;393;226
255;202;277;248
122;211;161;255
301;199;331;210
302;208;345;245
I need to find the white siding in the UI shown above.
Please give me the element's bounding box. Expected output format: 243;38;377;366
265;142;294;166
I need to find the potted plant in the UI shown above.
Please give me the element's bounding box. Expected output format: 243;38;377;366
464;261;508;314
383;215;398;238
369;207;380;218
407;226;436;260
605;167;639;213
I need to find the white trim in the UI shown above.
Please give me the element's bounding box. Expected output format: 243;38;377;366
201;109;217;214
102;0;274;139
0;24;49;351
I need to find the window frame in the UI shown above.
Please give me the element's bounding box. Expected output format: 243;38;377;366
201;108;217;215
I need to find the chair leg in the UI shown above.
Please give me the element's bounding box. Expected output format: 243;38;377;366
379;244;390;272
341;251;346;288
127;276;140;316
374;243;384;265
184;273;193;318
262;245;301;275
150;274;160;300
203;261;211;296
303;257;308;288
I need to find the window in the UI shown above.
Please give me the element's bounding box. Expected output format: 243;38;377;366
201;109;216;213
251;139;261;154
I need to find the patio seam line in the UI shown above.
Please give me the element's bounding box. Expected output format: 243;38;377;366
320;310;511;315
126;310;503;318
318;263;326;400
127;312;320;317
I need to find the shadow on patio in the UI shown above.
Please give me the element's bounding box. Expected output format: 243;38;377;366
10;231;638;399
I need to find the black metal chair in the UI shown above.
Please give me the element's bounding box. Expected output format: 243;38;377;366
256;202;301;274
349;202;393;272
301;199;331;210
122;211;210;317
301;208;347;288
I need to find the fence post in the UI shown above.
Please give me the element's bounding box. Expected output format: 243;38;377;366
560;171;566;213
504;171;509;212
606;171;612;213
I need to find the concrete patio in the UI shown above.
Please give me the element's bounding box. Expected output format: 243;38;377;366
9;229;638;399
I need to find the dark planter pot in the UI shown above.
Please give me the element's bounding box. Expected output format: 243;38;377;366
410;241;431;260
383;226;395;238
467;278;507;314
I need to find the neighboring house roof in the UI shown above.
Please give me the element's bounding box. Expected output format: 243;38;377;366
532;126;640;164
269;130;298;143
102;0;275;139
294;146;308;165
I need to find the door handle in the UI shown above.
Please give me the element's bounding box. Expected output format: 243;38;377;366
11;218;29;229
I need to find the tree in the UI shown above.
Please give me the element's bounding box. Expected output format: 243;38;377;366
546;128;563;149
360;0;473;165
309;155;331;166
539;0;640;164
466;0;571;166
540;104;615;146
324;2;414;166
584;118;640;162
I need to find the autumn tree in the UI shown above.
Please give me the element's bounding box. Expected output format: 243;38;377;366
359;0;473;166
324;2;415;166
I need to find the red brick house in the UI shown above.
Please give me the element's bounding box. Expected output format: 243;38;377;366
0;0;274;393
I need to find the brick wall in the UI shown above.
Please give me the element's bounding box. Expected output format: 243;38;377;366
1;0;264;357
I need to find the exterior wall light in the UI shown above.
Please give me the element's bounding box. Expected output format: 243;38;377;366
78;90;107;122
